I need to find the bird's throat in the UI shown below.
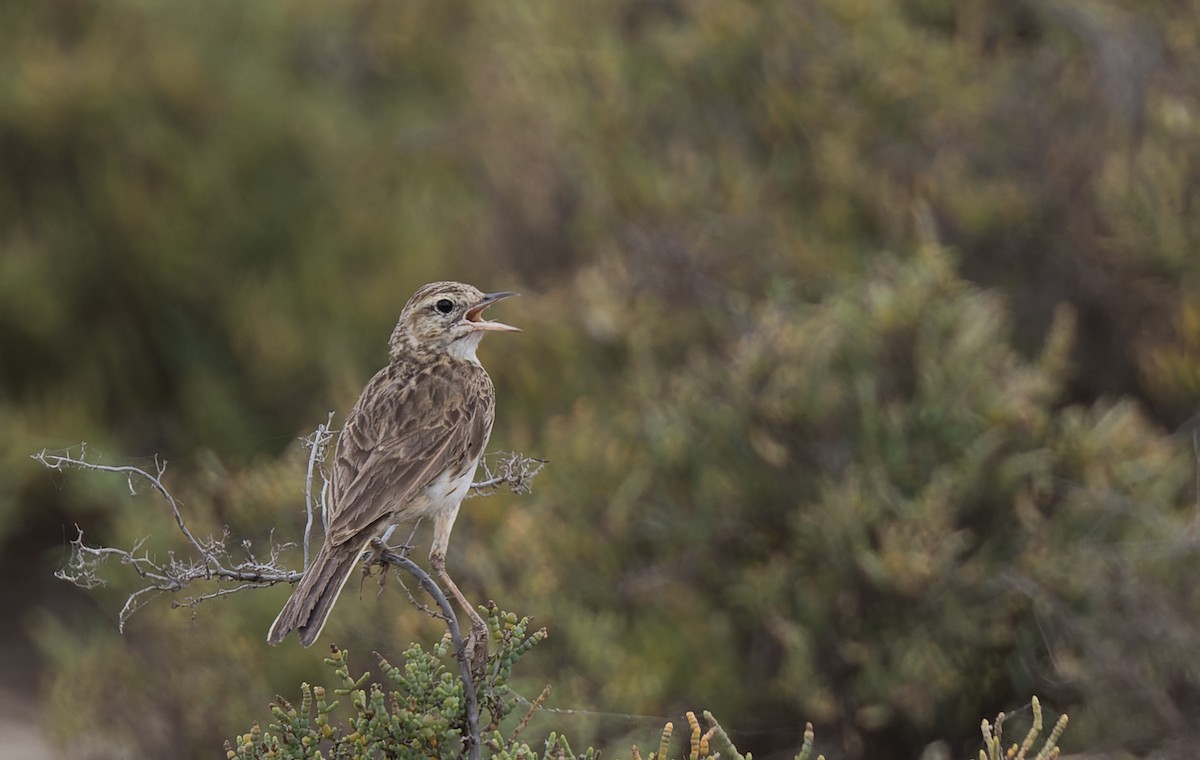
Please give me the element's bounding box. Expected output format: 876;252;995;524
446;332;484;364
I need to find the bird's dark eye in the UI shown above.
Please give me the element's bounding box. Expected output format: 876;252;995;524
435;299;454;314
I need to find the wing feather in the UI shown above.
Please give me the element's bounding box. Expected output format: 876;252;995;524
325;363;493;547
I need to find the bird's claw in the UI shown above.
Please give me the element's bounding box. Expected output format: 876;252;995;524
463;615;490;677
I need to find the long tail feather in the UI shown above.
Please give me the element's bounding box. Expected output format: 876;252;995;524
267;537;371;646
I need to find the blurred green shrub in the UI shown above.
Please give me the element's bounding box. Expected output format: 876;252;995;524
498;245;1196;756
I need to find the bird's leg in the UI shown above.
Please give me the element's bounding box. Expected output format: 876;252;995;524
429;505;488;666
430;550;489;666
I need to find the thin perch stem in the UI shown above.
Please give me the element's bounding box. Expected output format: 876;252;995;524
303;413;337;571
374;543;481;760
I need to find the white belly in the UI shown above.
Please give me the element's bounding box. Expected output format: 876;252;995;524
424;463;476;514
399;458;478;522
401;457;480;559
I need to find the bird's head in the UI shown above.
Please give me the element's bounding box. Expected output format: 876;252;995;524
390;281;520;362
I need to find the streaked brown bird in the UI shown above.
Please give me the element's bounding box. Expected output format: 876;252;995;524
268;281;519;647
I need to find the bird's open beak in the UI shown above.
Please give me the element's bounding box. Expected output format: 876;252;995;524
463;291;521;332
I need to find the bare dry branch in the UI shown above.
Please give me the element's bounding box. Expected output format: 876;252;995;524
37;442;303;632
53;521;303;632
36;424;544;632
35;445;213;567
471;451;548;496
302;412;337;571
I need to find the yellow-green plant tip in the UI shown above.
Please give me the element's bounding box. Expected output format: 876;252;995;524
559;733;576;758
1034;714;1069;760
703;711;745;760
656;720;674;760
1015;716;1039;760
687;711;701;760
797;721;815;760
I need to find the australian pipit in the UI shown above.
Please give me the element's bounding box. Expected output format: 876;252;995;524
268;281;519;648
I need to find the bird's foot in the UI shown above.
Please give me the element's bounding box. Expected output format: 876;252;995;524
365;537;415;561
462;605;490;676
358;548;387;596
360;539;415;595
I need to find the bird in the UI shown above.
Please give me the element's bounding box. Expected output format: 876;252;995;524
268;281;519;647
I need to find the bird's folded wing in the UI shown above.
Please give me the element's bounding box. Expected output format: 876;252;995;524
326;428;462;546
325;375;490;547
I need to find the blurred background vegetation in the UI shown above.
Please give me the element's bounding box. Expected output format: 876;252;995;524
2;0;1199;757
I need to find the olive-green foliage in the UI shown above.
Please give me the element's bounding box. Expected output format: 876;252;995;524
497;247;1196;755
5;0;1200;758
227;607;547;760
225;606;836;760
225;610;1067;760
0;0;486;543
